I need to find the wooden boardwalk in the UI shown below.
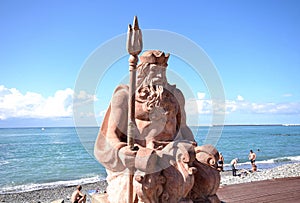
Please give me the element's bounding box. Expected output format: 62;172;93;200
217;177;300;203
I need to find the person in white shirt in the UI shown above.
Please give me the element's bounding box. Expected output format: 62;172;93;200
230;158;238;176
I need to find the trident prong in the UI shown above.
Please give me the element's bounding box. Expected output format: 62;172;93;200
127;16;143;56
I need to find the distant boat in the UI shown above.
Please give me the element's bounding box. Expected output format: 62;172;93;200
41;128;45;131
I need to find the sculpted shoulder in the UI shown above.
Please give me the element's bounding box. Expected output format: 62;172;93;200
169;85;185;105
111;84;129;107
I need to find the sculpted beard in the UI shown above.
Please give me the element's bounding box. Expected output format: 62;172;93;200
137;85;164;112
136;63;165;112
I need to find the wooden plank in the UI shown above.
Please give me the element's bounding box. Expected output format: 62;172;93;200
217;177;300;203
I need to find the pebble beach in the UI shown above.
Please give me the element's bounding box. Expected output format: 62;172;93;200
1;163;299;203
220;162;300;186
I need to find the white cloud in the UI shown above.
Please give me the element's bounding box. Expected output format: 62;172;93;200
282;93;292;97
0;85;97;120
186;92;212;115
3;84;297;123
99;110;107;117
74;90;97;104
237;95;244;101
249;102;300;114
79;112;96;118
185;92;300;117
197;92;206;100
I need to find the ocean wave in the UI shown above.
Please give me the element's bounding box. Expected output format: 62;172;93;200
223;155;300;167
0;176;104;194
0;160;9;166
262;155;300;163
271;133;300;136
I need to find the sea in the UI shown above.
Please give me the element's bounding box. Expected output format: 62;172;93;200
0;125;299;194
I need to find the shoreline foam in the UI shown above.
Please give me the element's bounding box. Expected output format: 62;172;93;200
0;176;105;195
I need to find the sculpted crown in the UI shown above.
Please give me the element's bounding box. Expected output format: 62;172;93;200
139;50;170;66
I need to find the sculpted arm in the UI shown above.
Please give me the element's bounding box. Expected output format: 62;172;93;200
104;87;128;145
174;88;195;143
94;85;130;171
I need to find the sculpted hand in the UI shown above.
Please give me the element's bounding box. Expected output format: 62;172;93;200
118;145;139;169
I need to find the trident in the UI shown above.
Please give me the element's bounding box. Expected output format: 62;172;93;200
126;16;142;203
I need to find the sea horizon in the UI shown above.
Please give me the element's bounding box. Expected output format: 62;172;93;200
1;123;300;129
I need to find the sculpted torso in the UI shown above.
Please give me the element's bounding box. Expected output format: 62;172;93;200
134;86;180;149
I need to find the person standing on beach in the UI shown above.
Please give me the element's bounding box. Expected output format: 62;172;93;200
217;152;224;171
230;158;238;176
71;185;86;203
248;149;257;172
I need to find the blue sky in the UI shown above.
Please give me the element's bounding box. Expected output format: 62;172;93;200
0;0;300;127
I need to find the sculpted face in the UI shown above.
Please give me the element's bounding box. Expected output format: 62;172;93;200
147;64;167;86
137;63;167;88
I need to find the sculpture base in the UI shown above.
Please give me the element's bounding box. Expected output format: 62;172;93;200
92;193;109;203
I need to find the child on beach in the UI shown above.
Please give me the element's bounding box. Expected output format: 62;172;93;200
71;185;86;203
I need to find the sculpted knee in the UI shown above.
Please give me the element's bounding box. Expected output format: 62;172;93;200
195;144;219;168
